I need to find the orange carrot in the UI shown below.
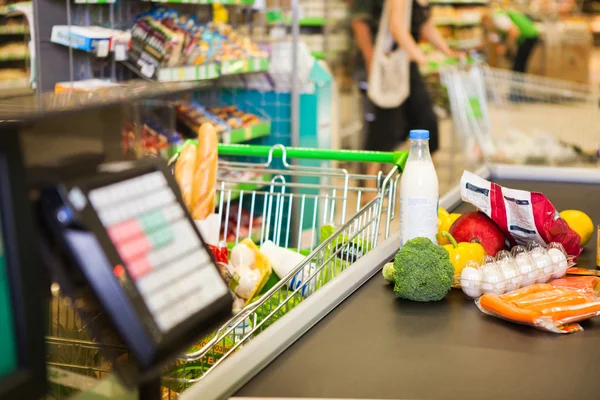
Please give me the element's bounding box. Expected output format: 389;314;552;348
525;294;590;313
551;276;600;298
511;288;571;308
500;284;554;302
480;294;541;324
540;301;600;325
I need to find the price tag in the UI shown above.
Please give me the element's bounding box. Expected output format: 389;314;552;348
114;44;127;61
96;40;109;58
140;61;156;78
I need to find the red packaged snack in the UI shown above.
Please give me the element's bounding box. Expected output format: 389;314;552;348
208;242;229;264
460;171;582;258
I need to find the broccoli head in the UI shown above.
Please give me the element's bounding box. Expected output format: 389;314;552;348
393;237;453;302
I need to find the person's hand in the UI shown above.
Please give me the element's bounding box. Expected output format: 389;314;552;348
447;49;466;61
412;53;428;66
496;44;508;57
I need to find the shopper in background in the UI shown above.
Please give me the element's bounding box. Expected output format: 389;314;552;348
351;0;457;199
482;7;539;73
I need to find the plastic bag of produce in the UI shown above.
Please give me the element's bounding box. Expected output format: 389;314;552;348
320;224;372;286
476;277;600;333
460;171;582;258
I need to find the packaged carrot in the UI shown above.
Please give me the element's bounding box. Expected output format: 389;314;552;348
476;277;600;333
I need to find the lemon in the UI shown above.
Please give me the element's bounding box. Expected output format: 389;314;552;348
560;210;594;247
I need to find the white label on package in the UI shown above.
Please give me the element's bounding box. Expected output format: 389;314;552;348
114;44;127;61
96;40;109;58
460;170;492;215
501;188;545;246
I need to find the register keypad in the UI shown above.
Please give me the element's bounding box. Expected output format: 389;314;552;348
88;171;228;333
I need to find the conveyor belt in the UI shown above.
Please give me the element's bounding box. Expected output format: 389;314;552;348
236;179;600;400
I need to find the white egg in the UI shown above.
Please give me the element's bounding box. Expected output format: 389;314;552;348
230;244;256;268
461;267;482;298
515;254;536;287
531;252;553;283
234;264;261;299
548;248;569;279
481;264;506;295
499;260;521;292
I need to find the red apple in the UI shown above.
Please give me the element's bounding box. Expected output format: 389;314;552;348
449;212;506;256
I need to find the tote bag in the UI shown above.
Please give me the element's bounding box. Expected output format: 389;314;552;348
368;0;413;108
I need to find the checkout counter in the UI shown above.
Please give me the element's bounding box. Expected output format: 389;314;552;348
182;166;600;400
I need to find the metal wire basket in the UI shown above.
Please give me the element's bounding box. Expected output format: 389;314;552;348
442;63;600;166
45;144;407;398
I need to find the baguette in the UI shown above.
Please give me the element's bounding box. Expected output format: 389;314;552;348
174;143;197;212
191;123;218;220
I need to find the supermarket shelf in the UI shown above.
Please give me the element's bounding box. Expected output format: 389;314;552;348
154;58;268;82
0;80;208;120
449;37;482;50
430;0;488;4
0;1;29;16
156;63;220;82
220;58;269;75
146;0;254;4
222;120;271;144
0;54;29;62
299;17;326;27
267;14;333;27
433;17;482;27
0;86;33;99
182;119;271;144
74;0;116;3
0;25;27;34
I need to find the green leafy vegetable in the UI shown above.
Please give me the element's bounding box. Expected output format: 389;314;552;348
252;288;303;330
393;237;453;302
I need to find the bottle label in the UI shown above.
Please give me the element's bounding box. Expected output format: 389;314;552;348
400;196;438;246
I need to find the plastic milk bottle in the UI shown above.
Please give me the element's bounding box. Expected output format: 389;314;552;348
400;130;439;247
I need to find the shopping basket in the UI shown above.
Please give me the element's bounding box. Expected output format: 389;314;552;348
45;144;407;398
441;63;600;166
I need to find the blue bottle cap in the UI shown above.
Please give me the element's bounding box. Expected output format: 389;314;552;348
409;129;430;140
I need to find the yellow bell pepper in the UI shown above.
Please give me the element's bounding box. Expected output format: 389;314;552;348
441;232;486;276
437;209;462;245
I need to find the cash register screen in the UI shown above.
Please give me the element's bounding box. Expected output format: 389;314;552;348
0;212;17;378
87;170;228;333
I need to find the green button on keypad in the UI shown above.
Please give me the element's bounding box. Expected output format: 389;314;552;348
139;211;167;234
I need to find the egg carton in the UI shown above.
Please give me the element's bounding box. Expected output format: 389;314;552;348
456;243;576;298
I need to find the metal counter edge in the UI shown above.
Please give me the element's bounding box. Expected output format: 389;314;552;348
179;165;491;400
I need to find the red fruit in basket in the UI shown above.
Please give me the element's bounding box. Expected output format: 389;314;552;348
449;212;506;256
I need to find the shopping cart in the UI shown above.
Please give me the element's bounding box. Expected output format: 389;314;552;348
45;144;407;399
441;63;600;166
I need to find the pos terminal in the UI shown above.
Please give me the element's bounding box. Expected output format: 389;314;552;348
36;157;233;396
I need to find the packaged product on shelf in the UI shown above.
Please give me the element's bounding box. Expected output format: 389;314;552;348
460;170;582;257
176;101;268;143
175;101;229;136
476;276;600;333
128;7;267;78
0;41;27;60
50;26;127;57
54;79;121;93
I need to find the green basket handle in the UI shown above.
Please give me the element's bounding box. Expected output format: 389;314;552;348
218;144;408;170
